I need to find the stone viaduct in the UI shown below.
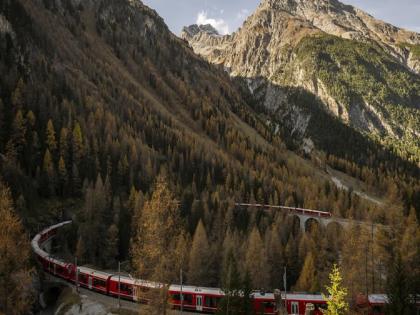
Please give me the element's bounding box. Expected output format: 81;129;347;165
235;203;382;233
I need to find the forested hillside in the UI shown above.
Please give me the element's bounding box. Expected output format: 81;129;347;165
0;0;419;310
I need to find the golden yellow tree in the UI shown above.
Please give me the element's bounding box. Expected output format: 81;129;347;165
188;220;211;285
323;264;349;315
0;181;33;315
131;175;185;314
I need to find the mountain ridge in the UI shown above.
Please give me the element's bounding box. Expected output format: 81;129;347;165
182;0;420;164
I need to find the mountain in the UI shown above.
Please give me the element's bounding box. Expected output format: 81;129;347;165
0;0;397;232
182;0;420;164
1;0;420;309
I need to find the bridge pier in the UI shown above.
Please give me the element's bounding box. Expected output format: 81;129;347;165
293;214;351;233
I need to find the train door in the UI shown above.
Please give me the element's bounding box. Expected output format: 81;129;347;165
133;285;138;301
291;301;299;315
196;295;203;312
88;276;93;289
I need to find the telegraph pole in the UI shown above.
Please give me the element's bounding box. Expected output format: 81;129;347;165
75;257;79;293
371;222;375;293
284;266;287;314
180;268;183;315
118;261;121;309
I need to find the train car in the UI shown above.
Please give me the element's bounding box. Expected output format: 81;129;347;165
252;292;277;315
169;285;223;313
357;294;420;315
108;276;161;303
109;275;136;301
283;293;327;315
44;257;73;280
77;267;113;294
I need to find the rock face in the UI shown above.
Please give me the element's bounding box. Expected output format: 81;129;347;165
182;24;219;38
183;0;420;160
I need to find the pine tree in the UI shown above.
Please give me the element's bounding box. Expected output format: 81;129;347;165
188;220;211;285
0;181;33;315
11;79;25;110
43;149;55;196
103;223;119;269
323;264;349;315
385;209;419;314
0;99;5;150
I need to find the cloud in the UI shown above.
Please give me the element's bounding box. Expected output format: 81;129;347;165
236;9;250;20
196;11;230;35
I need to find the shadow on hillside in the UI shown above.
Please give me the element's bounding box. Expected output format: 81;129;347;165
232;75;420;177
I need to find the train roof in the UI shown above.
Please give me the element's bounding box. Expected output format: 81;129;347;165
368;294;388;304
31;234;49;258
285;293;326;302
40;220;72;236
78;266;113;279
110;275;162;289
169;284;224;296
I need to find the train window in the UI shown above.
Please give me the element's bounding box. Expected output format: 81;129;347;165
205;296;219;308
183;294;193;304
79;274;88;283
171;294;181;301
264;301;275;309
93;278;106;287
120;283;133;294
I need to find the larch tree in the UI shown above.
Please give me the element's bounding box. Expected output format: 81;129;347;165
245;227;270;289
46;119;57;154
131;175;184;315
323;264;349;315
386;253;413;315
295;252;318;292
217;250;243;315
341;222;371;298
0;181;33;315
385;209;420;314
72;122;84;166
78;175;108;265
6;110;26;161
188;219;212;286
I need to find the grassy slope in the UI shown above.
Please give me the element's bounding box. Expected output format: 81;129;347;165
293;34;420;163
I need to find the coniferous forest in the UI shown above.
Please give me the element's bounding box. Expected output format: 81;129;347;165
0;0;419;314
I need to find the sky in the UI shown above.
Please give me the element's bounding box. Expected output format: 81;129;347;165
141;0;420;36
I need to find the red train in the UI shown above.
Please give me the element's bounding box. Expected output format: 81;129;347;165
34;221;417;315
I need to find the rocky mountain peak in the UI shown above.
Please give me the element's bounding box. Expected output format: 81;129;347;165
182;0;420;161
181;23;219;40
